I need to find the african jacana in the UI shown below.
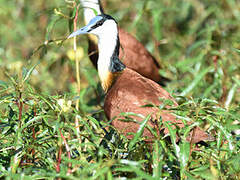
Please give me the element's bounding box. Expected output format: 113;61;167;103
68;14;212;143
79;0;170;86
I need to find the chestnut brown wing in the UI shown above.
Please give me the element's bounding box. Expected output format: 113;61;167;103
104;68;211;143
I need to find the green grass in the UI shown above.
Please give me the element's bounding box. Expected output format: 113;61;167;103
0;0;240;179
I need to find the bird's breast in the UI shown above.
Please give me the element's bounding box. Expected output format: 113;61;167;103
103;68;177;140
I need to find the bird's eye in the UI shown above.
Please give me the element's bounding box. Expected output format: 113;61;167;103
96;21;103;26
91;20;104;29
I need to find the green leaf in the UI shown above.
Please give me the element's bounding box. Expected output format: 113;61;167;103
207;116;235;153
0;80;8;88
227;154;240;172
152;141;164;178
179;142;190;170
22;63;39;83
164;121;180;158
45;15;61;41
180;67;214;96
128;114;151;151
225;83;237;109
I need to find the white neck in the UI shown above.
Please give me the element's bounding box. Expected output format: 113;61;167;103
80;0;102;24
96;22;118;90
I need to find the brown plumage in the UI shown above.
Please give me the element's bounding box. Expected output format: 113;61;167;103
68;14;212;144
119;28;168;84
104;68;211;143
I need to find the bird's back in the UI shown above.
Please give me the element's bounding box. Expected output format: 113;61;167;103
118;28;164;83
104;68;211;143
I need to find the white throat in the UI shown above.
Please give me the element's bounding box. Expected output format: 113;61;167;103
96;21;118;87
80;0;102;24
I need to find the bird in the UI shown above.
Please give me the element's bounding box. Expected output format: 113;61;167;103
68;14;212;143
79;0;170;86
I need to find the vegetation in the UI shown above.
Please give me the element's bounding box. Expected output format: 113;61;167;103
0;0;240;179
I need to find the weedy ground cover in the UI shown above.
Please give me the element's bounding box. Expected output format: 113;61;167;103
0;0;239;179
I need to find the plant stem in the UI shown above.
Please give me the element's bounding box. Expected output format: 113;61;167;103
56;144;62;173
11;89;24;173
73;3;81;143
18;91;23;127
59;128;72;174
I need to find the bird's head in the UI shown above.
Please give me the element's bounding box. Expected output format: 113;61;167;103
68;14;118;39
